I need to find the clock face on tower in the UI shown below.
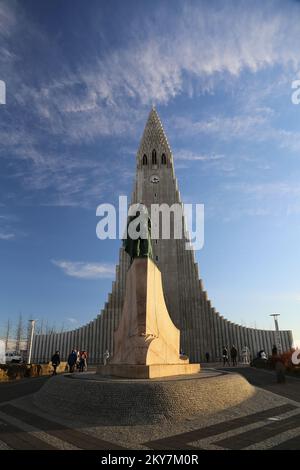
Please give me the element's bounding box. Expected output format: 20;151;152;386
150;175;160;184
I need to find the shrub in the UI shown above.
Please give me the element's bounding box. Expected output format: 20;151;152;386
270;349;297;371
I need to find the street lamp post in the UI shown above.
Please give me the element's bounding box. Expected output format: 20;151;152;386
270;313;282;354
27;319;36;364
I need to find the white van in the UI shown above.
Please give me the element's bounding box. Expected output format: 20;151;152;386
5;351;22;363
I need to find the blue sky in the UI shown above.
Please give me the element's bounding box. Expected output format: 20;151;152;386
0;0;299;346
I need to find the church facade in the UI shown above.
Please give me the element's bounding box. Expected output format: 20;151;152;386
32;109;293;363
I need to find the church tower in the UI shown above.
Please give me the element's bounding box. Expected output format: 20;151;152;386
131;107;206;357
31;108;293;364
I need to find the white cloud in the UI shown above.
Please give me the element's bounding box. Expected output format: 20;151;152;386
177;114;268;138
71;0;300;108
0;232;15;240
0;212;21;240
4;0;300;143
1;0;300;205
0;1;16;37
173;111;300;154
175;150;225;161
226;182;300;198
52;260;115;279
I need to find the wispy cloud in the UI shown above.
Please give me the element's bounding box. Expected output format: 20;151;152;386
0;1;16;37
173;109;300;154
214;180;300;222
52;260;115;279
66;317;78;325
65;0;300;110
225;181;300;198
3;0;300;141
175;150;225;161
0;232;15;240
1;0;300;206
173;114;268;139
0;213;19;240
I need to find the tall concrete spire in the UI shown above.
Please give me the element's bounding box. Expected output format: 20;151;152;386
133;107;176;206
137;107;172;163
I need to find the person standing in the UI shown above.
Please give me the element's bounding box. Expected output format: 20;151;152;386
242;346;250;364
230;345;238;366
79;351;88;372
104;349;110;366
222;346;230;366
67;349;77;373
205;352;210;363
76;349;80;370
51;350;60;376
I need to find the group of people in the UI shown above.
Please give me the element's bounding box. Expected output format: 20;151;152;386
205;346;239;366
218;344;277;366
222;345;238;366
67;349;88;373
50;349;88;376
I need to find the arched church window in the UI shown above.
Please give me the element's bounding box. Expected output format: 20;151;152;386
161;153;167;165
152;149;157;165
142;154;147;165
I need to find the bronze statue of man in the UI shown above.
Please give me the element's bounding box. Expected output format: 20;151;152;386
123;209;153;264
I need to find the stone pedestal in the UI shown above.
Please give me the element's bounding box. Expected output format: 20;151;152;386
97;363;200;379
97;258;200;378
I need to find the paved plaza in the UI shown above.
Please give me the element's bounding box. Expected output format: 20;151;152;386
0;366;299;450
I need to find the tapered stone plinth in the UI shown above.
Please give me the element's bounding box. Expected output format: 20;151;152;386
97;258;200;378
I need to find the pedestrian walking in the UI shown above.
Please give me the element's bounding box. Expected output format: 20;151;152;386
79;351;88;372
51;350;60;376
242;346;250;364
67;349;77;373
222;346;230;366
205;352;210;363
230;345;238;366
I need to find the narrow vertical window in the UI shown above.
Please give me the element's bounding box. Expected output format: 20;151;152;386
142;154;147;165
161;153;167;164
152;149;157;165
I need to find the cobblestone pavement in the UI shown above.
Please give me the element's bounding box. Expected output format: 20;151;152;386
0;367;299;450
216;365;300;404
0;376;49;404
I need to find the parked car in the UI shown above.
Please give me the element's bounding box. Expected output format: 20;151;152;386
5;352;22;363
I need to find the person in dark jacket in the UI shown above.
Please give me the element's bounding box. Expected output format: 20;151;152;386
51;351;60;376
222;346;230;366
67;349;77;373
230;345;238;366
